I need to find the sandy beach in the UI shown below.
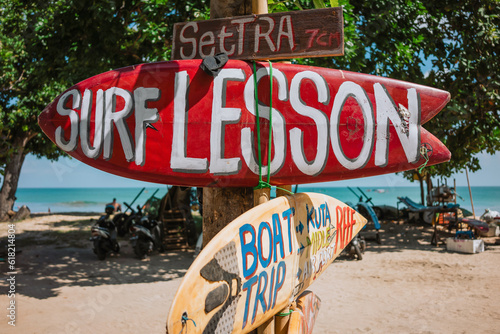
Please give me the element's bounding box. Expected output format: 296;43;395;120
1;213;499;334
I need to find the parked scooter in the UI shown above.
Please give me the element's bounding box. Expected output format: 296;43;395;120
129;216;164;259
90;205;120;260
344;233;366;260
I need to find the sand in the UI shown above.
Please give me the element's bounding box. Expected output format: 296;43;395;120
1;213;499;333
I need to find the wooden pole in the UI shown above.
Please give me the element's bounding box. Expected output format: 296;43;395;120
202;0;254;248
252;0;268;14
454;179;457;205
252;1;272;332
204;3;286;333
465;167;476;218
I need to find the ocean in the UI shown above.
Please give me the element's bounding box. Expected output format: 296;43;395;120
13;186;500;216
13;187;168;214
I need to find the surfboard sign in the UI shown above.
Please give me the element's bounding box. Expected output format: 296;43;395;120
166;192;367;334
38;60;451;187
172;8;344;61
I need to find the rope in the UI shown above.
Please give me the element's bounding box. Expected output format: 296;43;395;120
276;310;294;316
275;186;294;195
179;313;196;333
418;145;430;174
267;61;273;185
252;61;274;190
251;62;294;197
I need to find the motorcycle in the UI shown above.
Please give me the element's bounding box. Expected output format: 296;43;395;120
115;188;160;237
115;202;143;237
129;216;164;259
90;205;120;260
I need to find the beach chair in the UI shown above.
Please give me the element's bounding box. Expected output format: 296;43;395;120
397;197;464;245
397;196;444;213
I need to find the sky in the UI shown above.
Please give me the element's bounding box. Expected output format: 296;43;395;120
17;151;500;188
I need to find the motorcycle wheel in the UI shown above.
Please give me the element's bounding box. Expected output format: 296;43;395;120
154;228;165;252
124;215;137;235
94;240;106;261
113;242;120;253
353;243;363;261
134;239;150;259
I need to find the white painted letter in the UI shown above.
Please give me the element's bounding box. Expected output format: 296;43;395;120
103;87;134;161
290;71;330;176
254;17;276;53
210;69;245;175
277;15;294;51
55;89;80;152
231;17;255;55
199;31;215;58
80;89;104;159
134;87;160;166
171;71;208;172
242;67;287;175
330;82;374;170
179;22;198;59
374;84;420;166
218;26;235;55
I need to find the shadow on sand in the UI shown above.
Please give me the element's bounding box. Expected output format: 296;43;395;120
0;216;194;300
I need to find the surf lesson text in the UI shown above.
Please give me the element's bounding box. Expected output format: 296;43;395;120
51;66;421;177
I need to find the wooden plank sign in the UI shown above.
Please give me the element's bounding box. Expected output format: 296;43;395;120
166;192;367;333
171;8;344;61
38;60;451;187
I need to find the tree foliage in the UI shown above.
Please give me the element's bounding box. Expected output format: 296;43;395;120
0;0;208;218
291;0;500;179
1;0;208;165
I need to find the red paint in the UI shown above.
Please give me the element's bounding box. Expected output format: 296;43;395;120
334;205;357;253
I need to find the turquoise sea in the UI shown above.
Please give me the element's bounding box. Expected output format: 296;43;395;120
14;187;169;214
14;186;500;216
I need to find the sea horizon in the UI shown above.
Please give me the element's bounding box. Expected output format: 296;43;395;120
12;185;500;216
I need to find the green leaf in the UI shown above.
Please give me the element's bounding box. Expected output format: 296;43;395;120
313;0;326;9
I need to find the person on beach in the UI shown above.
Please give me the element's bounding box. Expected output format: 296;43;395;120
107;198;122;213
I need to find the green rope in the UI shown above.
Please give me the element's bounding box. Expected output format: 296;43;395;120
267;61;273;185
276;310;294;316
253;61;275;190
251;62;294;196
275;186;294;195
252;62;263;188
418;145;430;174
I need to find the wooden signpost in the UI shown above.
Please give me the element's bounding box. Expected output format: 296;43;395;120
166;192;367;334
171;8;344;61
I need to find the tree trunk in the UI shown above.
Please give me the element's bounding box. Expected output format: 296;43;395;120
0;135;30;221
426;174;433;206
202;187;254;247
417;173;425;205
210;0;252;19
202;0;257;247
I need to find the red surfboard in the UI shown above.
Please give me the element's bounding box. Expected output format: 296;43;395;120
38;60;450;187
